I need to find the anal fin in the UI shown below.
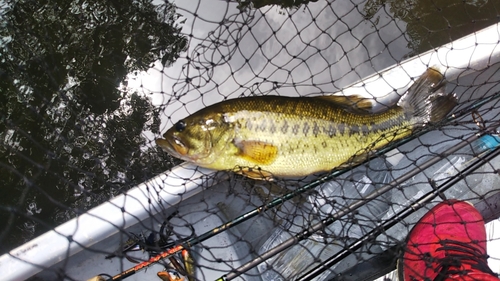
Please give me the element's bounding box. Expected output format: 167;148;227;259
233;166;275;181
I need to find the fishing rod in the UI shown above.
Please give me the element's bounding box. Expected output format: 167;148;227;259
105;164;346;280
100;91;500;280
217;122;500;281
296;134;500;280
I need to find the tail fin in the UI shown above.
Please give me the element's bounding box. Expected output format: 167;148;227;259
397;67;458;124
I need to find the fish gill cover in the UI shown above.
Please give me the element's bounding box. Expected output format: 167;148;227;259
0;0;500;280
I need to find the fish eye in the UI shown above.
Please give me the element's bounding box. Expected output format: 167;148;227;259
175;120;187;132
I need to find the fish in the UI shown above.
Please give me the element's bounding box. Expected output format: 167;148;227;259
156;68;457;180
156;250;195;281
181;249;196;281
157;270;184;281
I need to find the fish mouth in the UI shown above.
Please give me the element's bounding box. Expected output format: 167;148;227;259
155;134;189;158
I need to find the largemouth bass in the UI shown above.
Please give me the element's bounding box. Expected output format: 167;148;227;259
156;68;457;179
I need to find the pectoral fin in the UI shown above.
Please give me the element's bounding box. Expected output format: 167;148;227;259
234;139;278;165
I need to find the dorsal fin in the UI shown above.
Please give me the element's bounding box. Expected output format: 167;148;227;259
314;94;374;115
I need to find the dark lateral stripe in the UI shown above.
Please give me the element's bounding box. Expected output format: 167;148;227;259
338;123;345;135
347;124;371;136
281;120;289;134
323;124;337;138
259;120;267;132
370;114;407;133
270;122;277;133
312;121;320;137
245;119;253;131
303;122;310;136
242;112;408;138
344;114;407;136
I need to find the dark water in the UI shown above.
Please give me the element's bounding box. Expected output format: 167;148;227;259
0;0;183;254
0;0;499;255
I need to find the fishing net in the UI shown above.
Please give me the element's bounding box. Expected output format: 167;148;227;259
1;0;500;280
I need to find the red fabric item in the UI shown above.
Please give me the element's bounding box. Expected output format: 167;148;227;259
399;200;499;281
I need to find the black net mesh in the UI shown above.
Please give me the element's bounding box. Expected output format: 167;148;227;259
1;0;500;280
